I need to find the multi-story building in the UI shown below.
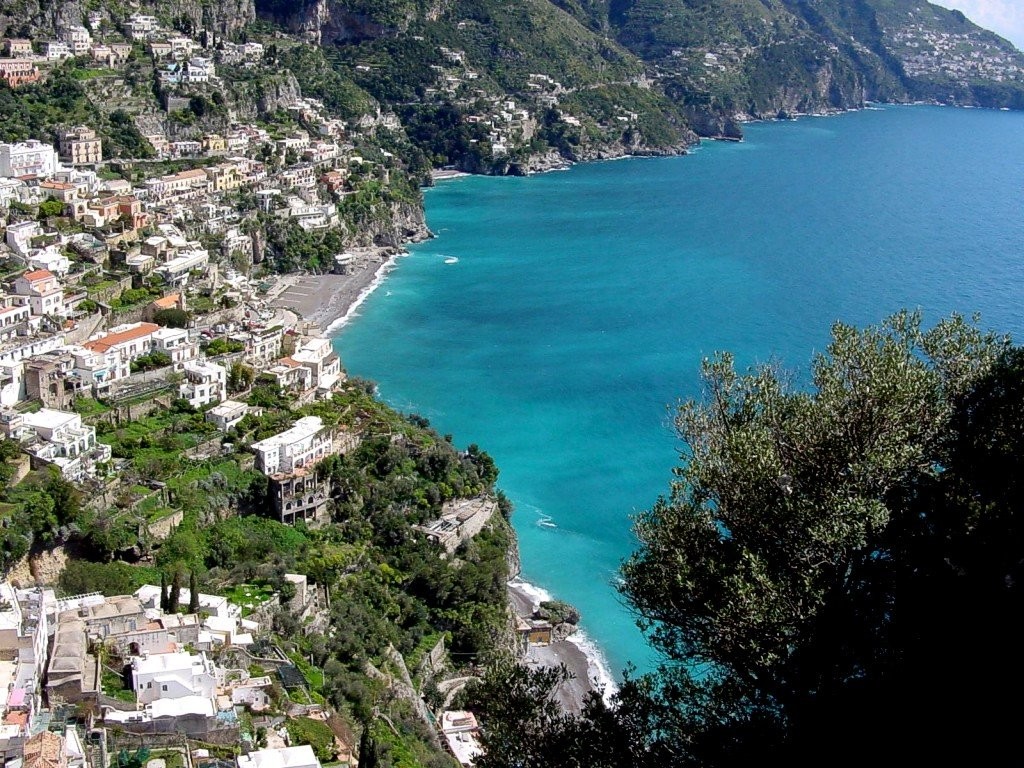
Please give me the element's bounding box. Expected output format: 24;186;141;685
156;248;209;286
2;39;33;57
251;417;332;476
80;322;161;383
12;269;65;318
271;469;330;526
23;350;77;410
0;140;58;178
179;360;226;408
205;399;250;431
43;41;71;59
265;356;312;392
0;303;31;341
60;26;92;55
0;59;40;88
141;168;210;202
58;126;103;166
204;161;244;192
5;221;42;256
251;417;360;525
131;650;217;706
278;163;316;189
125;14;159;39
152;326;198;367
236;326;283;366
12;408;111;479
0;584;54;763
291;336;343;395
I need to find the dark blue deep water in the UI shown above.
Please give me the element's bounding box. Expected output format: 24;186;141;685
334;105;1024;681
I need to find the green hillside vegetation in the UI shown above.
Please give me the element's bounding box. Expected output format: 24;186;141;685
4;379;509;765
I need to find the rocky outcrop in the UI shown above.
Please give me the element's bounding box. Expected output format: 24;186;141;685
256;0;417;45
680;106;744;141
381;201;429;246
1;0;254;38
144;0;256;36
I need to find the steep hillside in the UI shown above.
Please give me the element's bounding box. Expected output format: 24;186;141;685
257;0;699;170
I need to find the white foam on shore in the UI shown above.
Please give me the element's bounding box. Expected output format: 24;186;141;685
324;252;404;334
509;576;553;608
509;577;620;706
567;630;619;706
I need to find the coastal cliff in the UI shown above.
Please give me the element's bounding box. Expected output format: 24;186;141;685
0;0;255;37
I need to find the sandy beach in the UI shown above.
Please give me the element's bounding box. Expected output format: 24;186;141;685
266;247;399;332
508;580;600;715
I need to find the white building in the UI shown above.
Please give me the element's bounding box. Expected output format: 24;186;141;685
5;221;41;256
28;246;71;277
0;585;54;763
205;399;249;431
0;140;60;178
250;416;333;476
12;269;65;318
125;14;159;39
237;746;322;768
184;56;214;83
441;711;483;767
179;360;226;408
131;650;217;706
80;322;161;385
61;26;92;56
156;248;209;286
152;327;198;367
44;41;72;59
17;409;111;480
291;337;342;395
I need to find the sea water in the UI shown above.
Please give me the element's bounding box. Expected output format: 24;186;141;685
333;105;1024;684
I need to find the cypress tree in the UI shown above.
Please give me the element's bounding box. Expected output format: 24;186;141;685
159;572;169;612
169;569;182;613
188;570;200;614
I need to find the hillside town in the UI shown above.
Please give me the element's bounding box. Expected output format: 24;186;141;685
0;12;527;768
889;22;1024;82
0;573;490;768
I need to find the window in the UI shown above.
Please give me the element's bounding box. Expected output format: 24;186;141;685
162;684;168;691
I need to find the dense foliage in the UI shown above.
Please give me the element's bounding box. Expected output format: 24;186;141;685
469;312;1024;765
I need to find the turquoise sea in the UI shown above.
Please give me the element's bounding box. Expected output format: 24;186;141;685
334;105;1024;683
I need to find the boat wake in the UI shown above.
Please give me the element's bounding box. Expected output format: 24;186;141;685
536;512;557;529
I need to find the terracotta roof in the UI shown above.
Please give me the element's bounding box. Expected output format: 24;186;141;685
23;731;66;768
152;293;181;309
40;181;74;190
21;269;54;282
169;169;208;181
275;356;301;368
84;322;159;353
4;710;28;726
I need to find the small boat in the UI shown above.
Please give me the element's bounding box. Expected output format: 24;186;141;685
444;257;459;264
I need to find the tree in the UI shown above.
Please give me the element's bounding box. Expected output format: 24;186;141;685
38;197;65;219
471;313;1024;766
153;307;189;328
616;312;1008;764
169;569;182;613
228;361;255;394
189;569;200;614
160;571;169;612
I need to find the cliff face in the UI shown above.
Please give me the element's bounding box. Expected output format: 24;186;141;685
0;0;254;37
256;0;417;44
